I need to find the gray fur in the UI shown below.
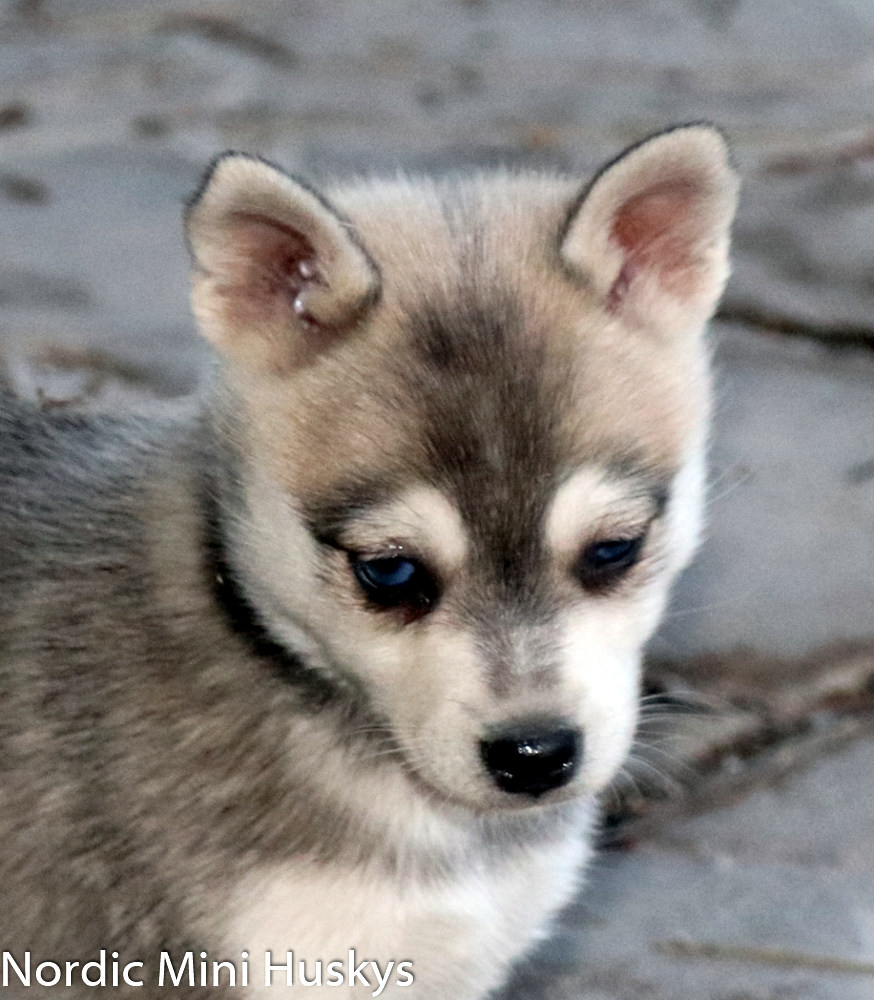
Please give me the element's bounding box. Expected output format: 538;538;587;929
0;392;581;998
0;125;736;998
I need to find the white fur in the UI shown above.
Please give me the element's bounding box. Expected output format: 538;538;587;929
545;466;658;562
339;487;469;574
224;805;594;998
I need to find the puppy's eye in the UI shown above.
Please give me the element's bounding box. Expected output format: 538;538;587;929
352;555;438;612
576;535;645;591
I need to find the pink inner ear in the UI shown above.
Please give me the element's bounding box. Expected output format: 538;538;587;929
221;212;322;325
608;180;703;308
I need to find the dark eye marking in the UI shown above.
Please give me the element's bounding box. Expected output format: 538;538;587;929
351;554;440;616
575;534;646;592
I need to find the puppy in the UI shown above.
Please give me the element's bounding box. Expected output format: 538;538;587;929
0;124;737;998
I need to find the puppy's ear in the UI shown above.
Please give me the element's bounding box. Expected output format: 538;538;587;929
561;124;738;335
185;153;380;370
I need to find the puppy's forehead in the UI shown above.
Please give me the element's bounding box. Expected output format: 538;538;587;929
395;293;565;593
254;176;703;567
290;282;687;559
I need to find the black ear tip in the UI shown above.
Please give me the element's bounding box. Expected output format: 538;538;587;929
185;151;292;216
630;121;732;165
658;119;726;139
186;151;241;214
643;121;736;173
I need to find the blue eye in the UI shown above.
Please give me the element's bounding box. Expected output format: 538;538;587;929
352;555;438;612
588;538;639;567
356;557;417;589
576;535;645;591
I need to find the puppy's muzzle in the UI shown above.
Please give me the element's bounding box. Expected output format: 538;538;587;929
480;723;581;798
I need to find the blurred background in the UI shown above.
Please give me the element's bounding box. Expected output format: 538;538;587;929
2;3;874;998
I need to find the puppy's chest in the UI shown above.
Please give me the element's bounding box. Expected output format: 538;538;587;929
218;827;590;998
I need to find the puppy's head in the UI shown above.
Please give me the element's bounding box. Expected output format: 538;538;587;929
186;125;738;811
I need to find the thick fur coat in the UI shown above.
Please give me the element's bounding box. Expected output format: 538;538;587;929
0;125;738;998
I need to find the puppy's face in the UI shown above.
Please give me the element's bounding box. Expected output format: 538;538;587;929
186;127;738;811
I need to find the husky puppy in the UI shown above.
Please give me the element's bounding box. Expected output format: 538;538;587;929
0;125;737;998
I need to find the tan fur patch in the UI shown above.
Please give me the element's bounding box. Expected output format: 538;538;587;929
216;166;718;514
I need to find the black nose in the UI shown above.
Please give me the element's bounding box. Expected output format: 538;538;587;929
480;725;581;798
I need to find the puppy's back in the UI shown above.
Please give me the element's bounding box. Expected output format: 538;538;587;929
0;394;204;966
